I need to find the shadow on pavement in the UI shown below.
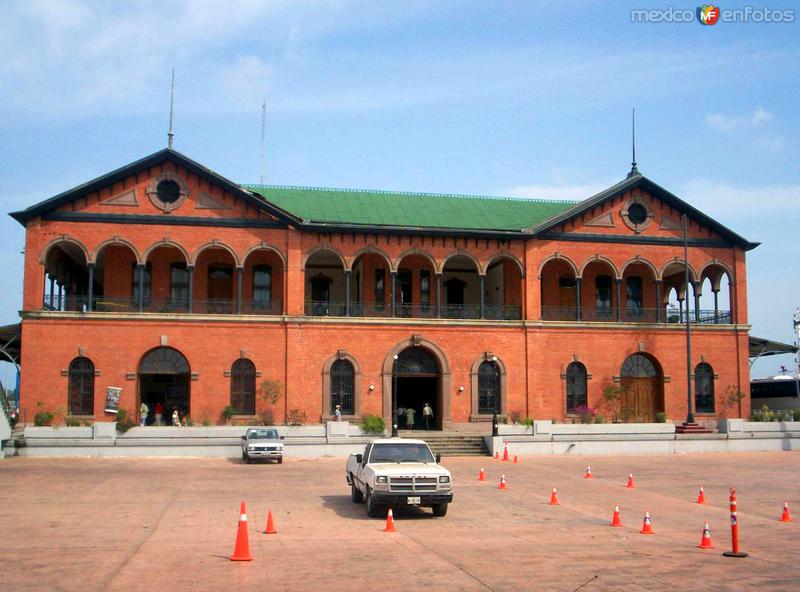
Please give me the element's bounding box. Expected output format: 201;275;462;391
320;495;435;521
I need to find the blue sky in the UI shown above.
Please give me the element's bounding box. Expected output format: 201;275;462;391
1;0;798;387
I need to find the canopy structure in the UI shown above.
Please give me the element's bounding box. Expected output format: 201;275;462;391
0;323;21;364
749;335;797;366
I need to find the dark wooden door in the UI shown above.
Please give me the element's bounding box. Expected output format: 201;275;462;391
208;266;233;300
621;377;656;422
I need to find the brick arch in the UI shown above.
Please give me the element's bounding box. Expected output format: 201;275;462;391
619;256;658;280
90;237;143;265
578;255;620;280
659;258;699;283
381;336;452;430
301;245;346;271
698;259;735;290
142;239;191;265
442;250;482;275
321;350;363;420
486;252;525;278
394;248;439;274
537;253;579;278
241;242;287;270
347;245;393;272
192;240;241;268
39;235;90;265
469;352;508;420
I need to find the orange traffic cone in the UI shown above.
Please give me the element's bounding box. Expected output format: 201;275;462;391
513;451;519;464
264;509;277;534
696;486;706;504
230;501;253;561
780;501;792;523
610;505;623;527
499;474;507;490
494;450;499;460
502;442;510;462
384;508;397;532
698;521;714;549
549;487;559;506
478;467;486;481
639;511;654;535
584;466;593;479
626;473;635;488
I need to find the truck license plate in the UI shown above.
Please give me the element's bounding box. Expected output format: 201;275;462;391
407;496;421;505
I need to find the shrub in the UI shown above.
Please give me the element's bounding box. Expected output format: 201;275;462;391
794;409;800;422
508;409;522;424
522;417;534;427
594;414;606;424
115;408;136;433
202;418;212;427
65;414;81;427
654;412;667;423
573;404;596;424
257;409;274;426
34;410;53;426
221;405;236;421
184;416;195;427
287;408;307;426
359;414;385;434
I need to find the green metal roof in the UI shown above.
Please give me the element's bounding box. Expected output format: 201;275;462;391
243;184;577;231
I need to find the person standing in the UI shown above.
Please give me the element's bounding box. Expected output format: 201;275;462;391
139;402;149;427
397;406;406;429
334;404;342;421
422;402;433;430
154;401;164;426
171;408;180;427
405;406;416;430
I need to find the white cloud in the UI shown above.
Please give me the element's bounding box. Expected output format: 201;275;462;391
705;107;774;132
679;178;800;221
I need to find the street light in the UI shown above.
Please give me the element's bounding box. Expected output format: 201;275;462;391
391;354;399;437
490;356;499;437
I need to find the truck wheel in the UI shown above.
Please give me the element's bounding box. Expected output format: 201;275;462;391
351;478;364;503
365;488;381;518
432;503;448;517
277;457;283;464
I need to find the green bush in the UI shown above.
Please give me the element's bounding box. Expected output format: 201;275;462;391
793;409;800;422
34;410;53;426
508;410;522;424
115;408;136;433
359;415;385;434
222;405;236;420
65;414;81;427
522;417;534;427
595;414;606;424
655;412;667;423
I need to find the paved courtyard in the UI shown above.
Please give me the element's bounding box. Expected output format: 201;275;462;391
1;451;798;592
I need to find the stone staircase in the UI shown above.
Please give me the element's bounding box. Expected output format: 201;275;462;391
399;432;491;457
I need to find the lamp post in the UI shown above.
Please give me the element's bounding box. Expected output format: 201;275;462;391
490;356;500;437
391;354;399;437
683;214;695;425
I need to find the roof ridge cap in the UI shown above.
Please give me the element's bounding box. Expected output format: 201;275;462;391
242;183;579;205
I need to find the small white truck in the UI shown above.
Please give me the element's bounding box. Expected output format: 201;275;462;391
346;438;453;517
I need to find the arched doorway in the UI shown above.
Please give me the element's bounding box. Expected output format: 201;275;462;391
620;353;663;422
394;347;441;430
139;347;190;425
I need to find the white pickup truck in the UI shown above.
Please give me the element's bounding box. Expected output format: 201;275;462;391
346;438;453;517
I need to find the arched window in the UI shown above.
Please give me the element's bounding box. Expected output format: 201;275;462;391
566;362;587;414
68;357;94;415
695;363;715;414
230;359;256;415
477;361;500;415
331;360;355;415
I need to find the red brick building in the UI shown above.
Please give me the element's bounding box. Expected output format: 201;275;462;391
10;149;757;428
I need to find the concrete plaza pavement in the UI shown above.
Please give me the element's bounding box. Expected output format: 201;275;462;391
0;451;798;591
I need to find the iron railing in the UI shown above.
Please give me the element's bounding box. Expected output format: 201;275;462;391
542;306;732;324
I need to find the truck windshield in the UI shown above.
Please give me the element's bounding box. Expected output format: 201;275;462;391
370;443;434;463
248;429;279;440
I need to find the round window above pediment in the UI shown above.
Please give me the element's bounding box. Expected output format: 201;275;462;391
620;197;653;233
147;172;189;212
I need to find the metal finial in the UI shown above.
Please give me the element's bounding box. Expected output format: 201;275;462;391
628;108;639;177
167;69;175;149
260;98;266;185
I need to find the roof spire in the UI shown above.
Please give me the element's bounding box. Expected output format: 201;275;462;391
260;98;266;185
628;107;639;178
167;68;175;149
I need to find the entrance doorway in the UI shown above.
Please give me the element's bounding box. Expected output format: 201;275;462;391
620;353;663;422
139;347;190;425
394;347;441;430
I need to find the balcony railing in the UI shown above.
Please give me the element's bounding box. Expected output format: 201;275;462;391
542;306;732;324
43;295;283;315
305;301;522;320
305;300;347;317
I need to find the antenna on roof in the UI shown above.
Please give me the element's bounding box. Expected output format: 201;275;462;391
167;68;175;149
628;108;639;178
260;98;266;185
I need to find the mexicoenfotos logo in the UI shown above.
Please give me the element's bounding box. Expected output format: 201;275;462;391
697;4;721;25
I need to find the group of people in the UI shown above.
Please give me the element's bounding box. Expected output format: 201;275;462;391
139;401;183;427
397;402;434;430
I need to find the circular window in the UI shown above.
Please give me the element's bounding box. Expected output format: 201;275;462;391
156;180;181;204
628;203;647;225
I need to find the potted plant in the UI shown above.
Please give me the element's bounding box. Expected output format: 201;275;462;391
222;405;236;425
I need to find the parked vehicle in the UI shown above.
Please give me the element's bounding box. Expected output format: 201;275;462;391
346;438;453;517
241;427;284;463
